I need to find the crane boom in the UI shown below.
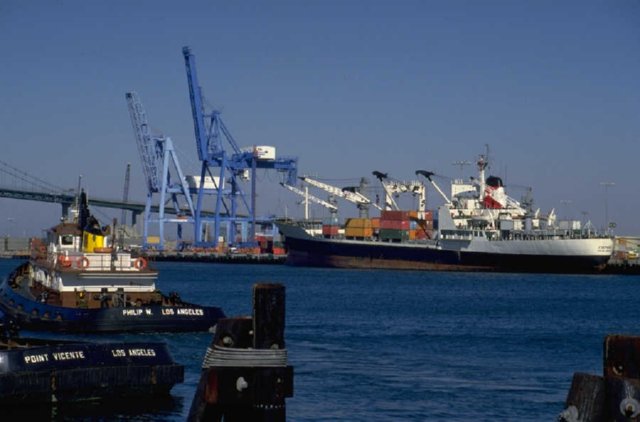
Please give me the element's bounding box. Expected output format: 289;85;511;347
182;46;210;161
416;170;451;204
299;176;371;205
373;171;427;214
280;183;338;211
126;92;161;192
372;171;400;210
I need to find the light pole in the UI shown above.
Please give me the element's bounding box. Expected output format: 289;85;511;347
6;217;14;237
600;182;615;234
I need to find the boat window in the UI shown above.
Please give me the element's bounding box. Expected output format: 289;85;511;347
61;235;74;245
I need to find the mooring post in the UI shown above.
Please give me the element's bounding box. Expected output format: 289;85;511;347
558;373;605;422
188;283;293;422
603;335;640;422
559;335;640;422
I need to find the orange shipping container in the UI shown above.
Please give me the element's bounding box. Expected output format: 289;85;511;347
345;227;373;238
345;218;372;229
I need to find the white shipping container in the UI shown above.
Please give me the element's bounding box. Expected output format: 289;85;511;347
240;145;276;160
185;175;224;190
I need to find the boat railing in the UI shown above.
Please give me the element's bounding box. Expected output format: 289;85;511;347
441;228;611;242
484;229;610;242
53;252;148;272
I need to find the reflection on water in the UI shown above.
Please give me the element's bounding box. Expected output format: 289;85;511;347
2;396;183;421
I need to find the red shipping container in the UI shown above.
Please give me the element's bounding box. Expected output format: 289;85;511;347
322;225;340;236
380;210;410;221
380;219;410;230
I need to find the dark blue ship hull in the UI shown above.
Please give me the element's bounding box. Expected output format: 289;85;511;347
279;223;611;274
0;337;183;404
0;264;225;333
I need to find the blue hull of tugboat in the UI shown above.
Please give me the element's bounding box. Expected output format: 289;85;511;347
0;264;225;333
0;338;183;404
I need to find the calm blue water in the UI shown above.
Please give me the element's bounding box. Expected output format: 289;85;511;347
1;258;639;421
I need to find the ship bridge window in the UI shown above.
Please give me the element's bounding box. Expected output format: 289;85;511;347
60;235;74;246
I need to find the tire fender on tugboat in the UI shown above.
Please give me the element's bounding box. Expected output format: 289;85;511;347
134;257;147;270
77;257;90;269
58;255;72;267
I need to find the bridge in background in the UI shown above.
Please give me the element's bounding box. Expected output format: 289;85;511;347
0;160;217;227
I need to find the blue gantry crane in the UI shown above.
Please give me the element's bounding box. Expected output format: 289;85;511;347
182;46;297;247
126;91;195;250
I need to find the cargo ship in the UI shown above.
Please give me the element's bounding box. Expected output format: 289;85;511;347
277;153;614;273
0;191;225;332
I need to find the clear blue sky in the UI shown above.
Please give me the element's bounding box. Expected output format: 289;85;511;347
1;0;639;237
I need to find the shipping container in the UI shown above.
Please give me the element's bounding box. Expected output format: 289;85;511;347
185;175;223;190
414;230;429;240
322;225;340;237
243;145;276;160
380;219;410;230
344;218;372;229
323;216;339;226
379;228;410;242
345;227;373;238
380;210;411;221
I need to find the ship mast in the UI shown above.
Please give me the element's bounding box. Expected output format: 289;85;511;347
477;154;488;202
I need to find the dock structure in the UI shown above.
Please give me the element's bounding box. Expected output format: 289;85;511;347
188;283;293;422
145;250;286;265
559;335;640;421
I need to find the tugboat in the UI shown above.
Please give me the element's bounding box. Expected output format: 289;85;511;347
0;318;183;404
0;191;225;332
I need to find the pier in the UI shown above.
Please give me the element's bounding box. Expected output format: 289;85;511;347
145;250;286;265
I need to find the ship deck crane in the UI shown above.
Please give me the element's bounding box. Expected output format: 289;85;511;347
372;171;427;216
298;176;381;218
415;170;451;205
182;46;297;247
126;91;195;251
280;182;338;220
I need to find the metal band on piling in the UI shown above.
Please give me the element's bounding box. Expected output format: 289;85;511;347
202;345;288;368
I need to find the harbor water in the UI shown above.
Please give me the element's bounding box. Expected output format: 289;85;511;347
1;258;639;421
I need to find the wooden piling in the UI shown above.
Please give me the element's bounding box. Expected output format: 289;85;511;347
559;373;605;422
188;283;293;422
560;335;640;422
